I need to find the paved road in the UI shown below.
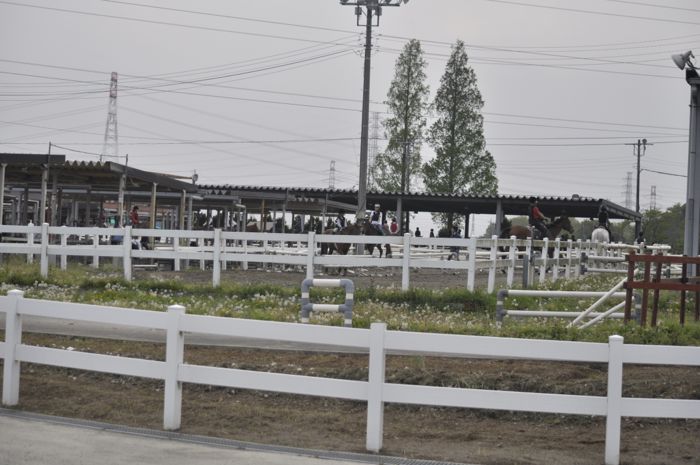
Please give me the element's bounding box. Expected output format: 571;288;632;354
1;410;464;465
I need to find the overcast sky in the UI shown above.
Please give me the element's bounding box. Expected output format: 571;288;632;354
1;0;698;233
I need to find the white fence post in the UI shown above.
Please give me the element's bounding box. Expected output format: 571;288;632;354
539;238;549;284
27;222;34;264
60;226;68;270
366;322;387;452
306;231;315;280
565;239;573;279
605;335;624;465
92;232;99;269
199;237;205;271
123;226;132;281
163;304;185;430
467;237;477;291
212;228;221;287
575;239;583;278
2;289;24;406
173;236;180;272
487;235;498;293
40;223;49;278
507;236;516;288
552;238;560;281
402;233;411;290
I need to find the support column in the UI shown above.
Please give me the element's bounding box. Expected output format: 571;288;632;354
495;199;503;236
0;163;6;225
179;190;186;230
39;165;48;224
117;174;126;226
150;182;157;249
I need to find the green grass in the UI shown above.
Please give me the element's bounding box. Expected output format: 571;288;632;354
1;261;698;345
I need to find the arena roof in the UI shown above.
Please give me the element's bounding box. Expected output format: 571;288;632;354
197;185;641;221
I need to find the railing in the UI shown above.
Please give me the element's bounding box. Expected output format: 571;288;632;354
624;251;700;326
0;224;663;292
2;291;699;465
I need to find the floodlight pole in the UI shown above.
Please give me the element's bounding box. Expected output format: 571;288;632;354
683;72;700;260
339;0;408;223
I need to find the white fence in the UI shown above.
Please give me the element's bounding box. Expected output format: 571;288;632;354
0;224;666;292
1;291;698;465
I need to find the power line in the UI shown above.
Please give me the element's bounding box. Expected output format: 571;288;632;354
603;0;700;13
479;0;700;27
0;1;360;46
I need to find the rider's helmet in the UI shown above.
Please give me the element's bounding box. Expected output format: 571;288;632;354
601;205;608;211
528;196;536;203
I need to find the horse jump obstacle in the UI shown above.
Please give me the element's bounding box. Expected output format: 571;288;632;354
497;281;640;327
300;278;354;327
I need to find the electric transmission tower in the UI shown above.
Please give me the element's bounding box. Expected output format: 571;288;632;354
623;171;633;209
101;71;119;162
328;161;336;189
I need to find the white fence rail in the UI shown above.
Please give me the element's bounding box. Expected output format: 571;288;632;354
1;291;698;465
0;224;667;292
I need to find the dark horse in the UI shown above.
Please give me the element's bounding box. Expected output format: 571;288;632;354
358;220;392;258
320;221;392;258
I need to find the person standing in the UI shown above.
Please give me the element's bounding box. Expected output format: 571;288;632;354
389;218;399;235
129;206;140;228
414;227;422;237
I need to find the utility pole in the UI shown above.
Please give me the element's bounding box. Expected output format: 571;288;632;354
338;0;410;222
625;138;651;238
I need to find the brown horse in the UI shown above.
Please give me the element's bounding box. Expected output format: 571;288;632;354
500;216;573;241
500;216;574;258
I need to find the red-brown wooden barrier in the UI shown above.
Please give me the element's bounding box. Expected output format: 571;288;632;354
624;251;700;326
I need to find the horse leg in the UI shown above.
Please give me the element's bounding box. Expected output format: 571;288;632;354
385;244;392;258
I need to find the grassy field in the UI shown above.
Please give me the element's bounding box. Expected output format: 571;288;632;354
1;259;698;345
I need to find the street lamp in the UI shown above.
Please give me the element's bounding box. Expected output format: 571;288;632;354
671;50;700;259
338;0;410;223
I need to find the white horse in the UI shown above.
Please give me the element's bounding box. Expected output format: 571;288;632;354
591;226;610;243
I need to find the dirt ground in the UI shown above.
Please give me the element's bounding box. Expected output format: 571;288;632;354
140;261;515;291
3;332;699;465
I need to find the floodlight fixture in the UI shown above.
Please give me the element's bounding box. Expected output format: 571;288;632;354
672;51;696;71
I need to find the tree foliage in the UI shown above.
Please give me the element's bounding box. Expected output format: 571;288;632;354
423;40;497;230
371;39;429;192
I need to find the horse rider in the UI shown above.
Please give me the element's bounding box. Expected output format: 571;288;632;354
370;204;385;234
528;197;549;239
598;205;611;237
334;210;346;232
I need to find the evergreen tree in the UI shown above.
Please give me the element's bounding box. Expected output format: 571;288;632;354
423;40;497;231
371;39;429;192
